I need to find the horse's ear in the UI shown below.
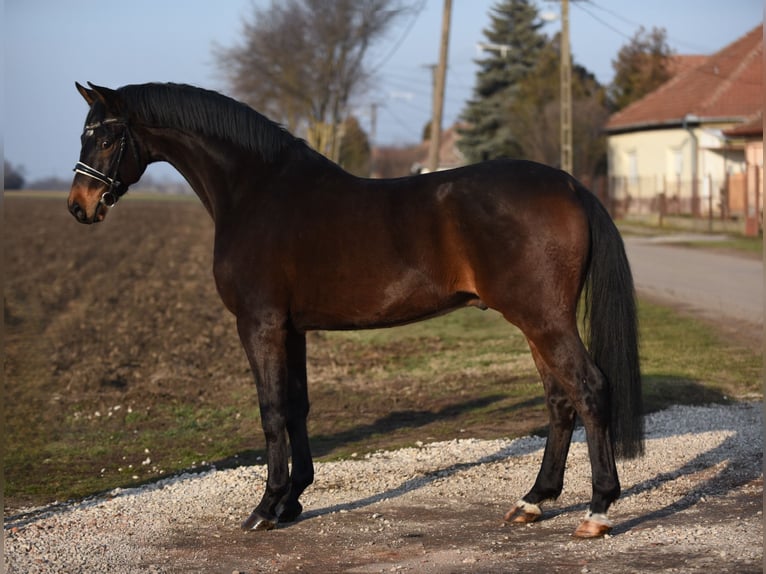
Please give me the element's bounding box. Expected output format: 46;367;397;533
86;82;125;115
76;81;96;105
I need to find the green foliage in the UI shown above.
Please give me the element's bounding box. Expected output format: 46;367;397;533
458;0;547;163
458;2;609;178
504;34;609;176
609;26;674;111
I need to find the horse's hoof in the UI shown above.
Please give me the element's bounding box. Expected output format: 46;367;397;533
277;500;303;523
241;510;277;532
503;500;542;524
573;512;612;538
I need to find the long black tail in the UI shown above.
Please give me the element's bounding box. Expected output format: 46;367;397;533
577;183;644;460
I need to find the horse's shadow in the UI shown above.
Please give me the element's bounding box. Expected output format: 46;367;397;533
297;430;547;523
610;402;762;534
289;402;762;535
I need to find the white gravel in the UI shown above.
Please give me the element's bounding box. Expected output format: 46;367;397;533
4;402;763;573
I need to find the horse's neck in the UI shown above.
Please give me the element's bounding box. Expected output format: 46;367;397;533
138;124;349;222
140;126;240;221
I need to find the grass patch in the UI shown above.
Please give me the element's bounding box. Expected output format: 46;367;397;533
638;301;761;410
619;221;763;257
676;237;762;257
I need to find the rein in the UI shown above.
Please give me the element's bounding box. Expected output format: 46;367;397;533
73;118;137;208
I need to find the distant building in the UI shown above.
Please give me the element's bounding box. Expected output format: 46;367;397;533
605;25;762;233
372;124;466;179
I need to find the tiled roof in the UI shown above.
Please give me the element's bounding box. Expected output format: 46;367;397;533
667;54;708;76
722;112;763;137
606;25;762;132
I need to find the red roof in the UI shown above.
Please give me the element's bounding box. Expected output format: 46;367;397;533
667;54;708;76
606;25;763;132
722;113;763;137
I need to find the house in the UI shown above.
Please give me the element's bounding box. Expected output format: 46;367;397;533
371;124;466;178
722;114;763;234
605;25;762;232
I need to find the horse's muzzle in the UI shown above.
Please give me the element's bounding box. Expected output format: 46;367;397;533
68;199;106;224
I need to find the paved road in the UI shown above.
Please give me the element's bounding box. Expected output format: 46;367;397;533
623;235;763;327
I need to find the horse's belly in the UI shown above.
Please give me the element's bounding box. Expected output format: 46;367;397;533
291;283;483;331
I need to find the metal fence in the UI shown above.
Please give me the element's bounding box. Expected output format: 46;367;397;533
607;167;762;235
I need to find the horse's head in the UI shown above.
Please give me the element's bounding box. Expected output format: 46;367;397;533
68;82;146;223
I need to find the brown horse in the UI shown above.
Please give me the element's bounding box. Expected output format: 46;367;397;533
68;82;642;538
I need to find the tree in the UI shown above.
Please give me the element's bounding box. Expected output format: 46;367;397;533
609;27;674;111
4;161;25;190
338;116;372;176
458;0;547;163
506;34;610;178
217;0;409;161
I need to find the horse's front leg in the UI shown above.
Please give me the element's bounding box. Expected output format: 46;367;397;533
276;325;314;523
236;313;292;531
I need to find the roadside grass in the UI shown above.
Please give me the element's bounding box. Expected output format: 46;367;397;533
4;298;761;510
674;236;762;257
618;221;763;258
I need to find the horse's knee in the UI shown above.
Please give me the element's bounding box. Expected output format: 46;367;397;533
260;408;287;441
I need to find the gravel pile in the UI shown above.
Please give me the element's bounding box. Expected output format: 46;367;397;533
4;402;763;573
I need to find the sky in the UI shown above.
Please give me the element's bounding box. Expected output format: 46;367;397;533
4;0;762;184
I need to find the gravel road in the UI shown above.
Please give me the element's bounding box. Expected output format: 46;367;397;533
5;402;762;573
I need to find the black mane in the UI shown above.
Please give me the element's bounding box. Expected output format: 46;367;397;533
117;83;306;163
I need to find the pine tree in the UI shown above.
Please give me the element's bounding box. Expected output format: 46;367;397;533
457;0;547;163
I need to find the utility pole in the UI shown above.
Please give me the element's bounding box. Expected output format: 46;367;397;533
427;0;452;173
560;0;572;174
369;102;378;176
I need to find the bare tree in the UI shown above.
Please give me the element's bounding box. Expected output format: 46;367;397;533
217;0;410;160
505;35;609;179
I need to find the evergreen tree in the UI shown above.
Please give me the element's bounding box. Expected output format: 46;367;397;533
609;27;674;111
457;0;547;163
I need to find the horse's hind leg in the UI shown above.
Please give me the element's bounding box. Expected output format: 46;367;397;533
504;340;576;524
525;327;620;538
276;326;314;522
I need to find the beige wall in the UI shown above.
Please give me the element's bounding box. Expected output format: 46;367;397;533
607;123;748;215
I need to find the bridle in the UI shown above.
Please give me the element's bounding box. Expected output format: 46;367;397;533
73;117;139;208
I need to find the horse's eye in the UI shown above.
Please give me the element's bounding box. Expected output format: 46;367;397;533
101;139;112;150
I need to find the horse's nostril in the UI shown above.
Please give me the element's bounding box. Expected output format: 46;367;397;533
69;201;87;222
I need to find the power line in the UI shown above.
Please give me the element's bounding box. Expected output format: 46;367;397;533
572;1;634;41
580;0;716;53
368;0;428;75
